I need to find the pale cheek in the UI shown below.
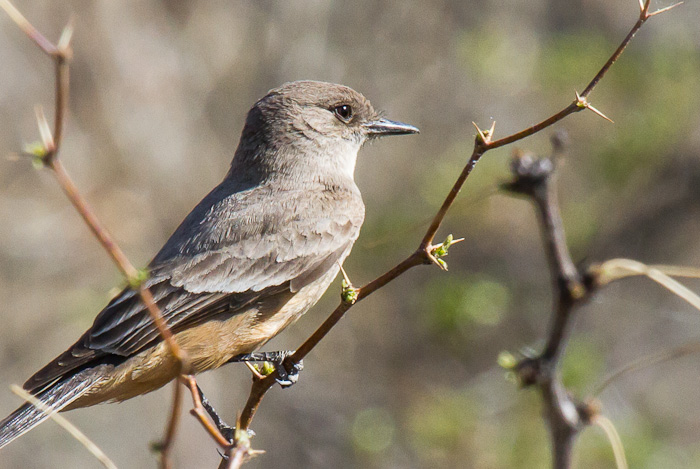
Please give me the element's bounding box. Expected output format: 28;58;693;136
331;141;361;179
302;110;333;134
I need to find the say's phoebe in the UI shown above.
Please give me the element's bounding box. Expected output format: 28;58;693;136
0;80;418;448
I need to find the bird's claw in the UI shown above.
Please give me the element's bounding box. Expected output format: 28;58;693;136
275;359;304;388
229;351;304;388
218;423;236;443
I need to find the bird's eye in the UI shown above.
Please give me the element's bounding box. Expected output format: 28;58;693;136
333;104;353;123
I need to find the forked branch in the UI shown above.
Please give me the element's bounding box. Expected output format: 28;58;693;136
230;3;677;462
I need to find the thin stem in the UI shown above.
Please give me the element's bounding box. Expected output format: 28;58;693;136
581;16;646;97
233;0;675;448
49;159;139;278
0;0;58;55
10;385;117;469
487;104;580;151
505;153;588;469
593;341;700;397
421;150;483;247
294;251;425;361
237;251;426;430
238;376;271;432
0;1;201;461
50;158;188;366
53;52;69;151
183;376;231;448
159;380;183;469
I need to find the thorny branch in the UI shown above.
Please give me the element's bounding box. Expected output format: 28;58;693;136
0;1;233;467
0;0;680;467
226;2;678;466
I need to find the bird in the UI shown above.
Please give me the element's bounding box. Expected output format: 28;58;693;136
0;80;418;448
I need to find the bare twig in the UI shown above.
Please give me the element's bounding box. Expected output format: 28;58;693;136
230;1;676;456
217;416;261;469
421;0;675;247
1;0;681;467
158;375;183;469
593;341;700;397
0;2;200;465
182;376;230;448
237;252;427;431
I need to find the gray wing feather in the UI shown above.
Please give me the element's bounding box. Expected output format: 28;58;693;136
24;180;364;392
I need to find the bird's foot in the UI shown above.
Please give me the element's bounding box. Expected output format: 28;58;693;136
275;357;304;388
230;351;304;388
196;384;237;442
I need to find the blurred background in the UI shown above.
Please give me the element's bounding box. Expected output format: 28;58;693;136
1;0;699;467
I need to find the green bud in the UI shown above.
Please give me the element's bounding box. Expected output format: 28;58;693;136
433;234;454;258
497;350;517;370
31;156;45;170
23;141;47;158
149;440;165;454
258;361;275;376
341;279;359;304
128;269;150;289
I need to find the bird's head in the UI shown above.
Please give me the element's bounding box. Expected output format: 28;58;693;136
229;81;418;184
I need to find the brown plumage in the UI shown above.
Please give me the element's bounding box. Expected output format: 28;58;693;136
0;80;418;449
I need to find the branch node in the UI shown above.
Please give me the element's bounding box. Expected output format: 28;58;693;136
127;268;150;289
426;234;463;271
56;20;74;57
340;278;359;304
566;280;587;300
253;361;276;379
514;356;542;387
338;262;358;304
575;91;614;123
472;121;494;146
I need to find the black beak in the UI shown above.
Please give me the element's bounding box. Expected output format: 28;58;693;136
362;118;419;137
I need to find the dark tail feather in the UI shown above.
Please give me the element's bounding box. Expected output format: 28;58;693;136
0;369;103;450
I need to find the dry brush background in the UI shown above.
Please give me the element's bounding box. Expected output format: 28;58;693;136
1;0;700;468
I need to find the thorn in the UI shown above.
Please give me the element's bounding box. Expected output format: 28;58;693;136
637;0;645;13
648;2;683;17
586;103;614;123
574;92;613;123
57;18;74;53
487;120;496;138
472;121;489;144
244;362;265;380
337;261;352;287
0;0;57;55
427;234;464;271
425;251;448;271
34;105;55;152
338;261;359;304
